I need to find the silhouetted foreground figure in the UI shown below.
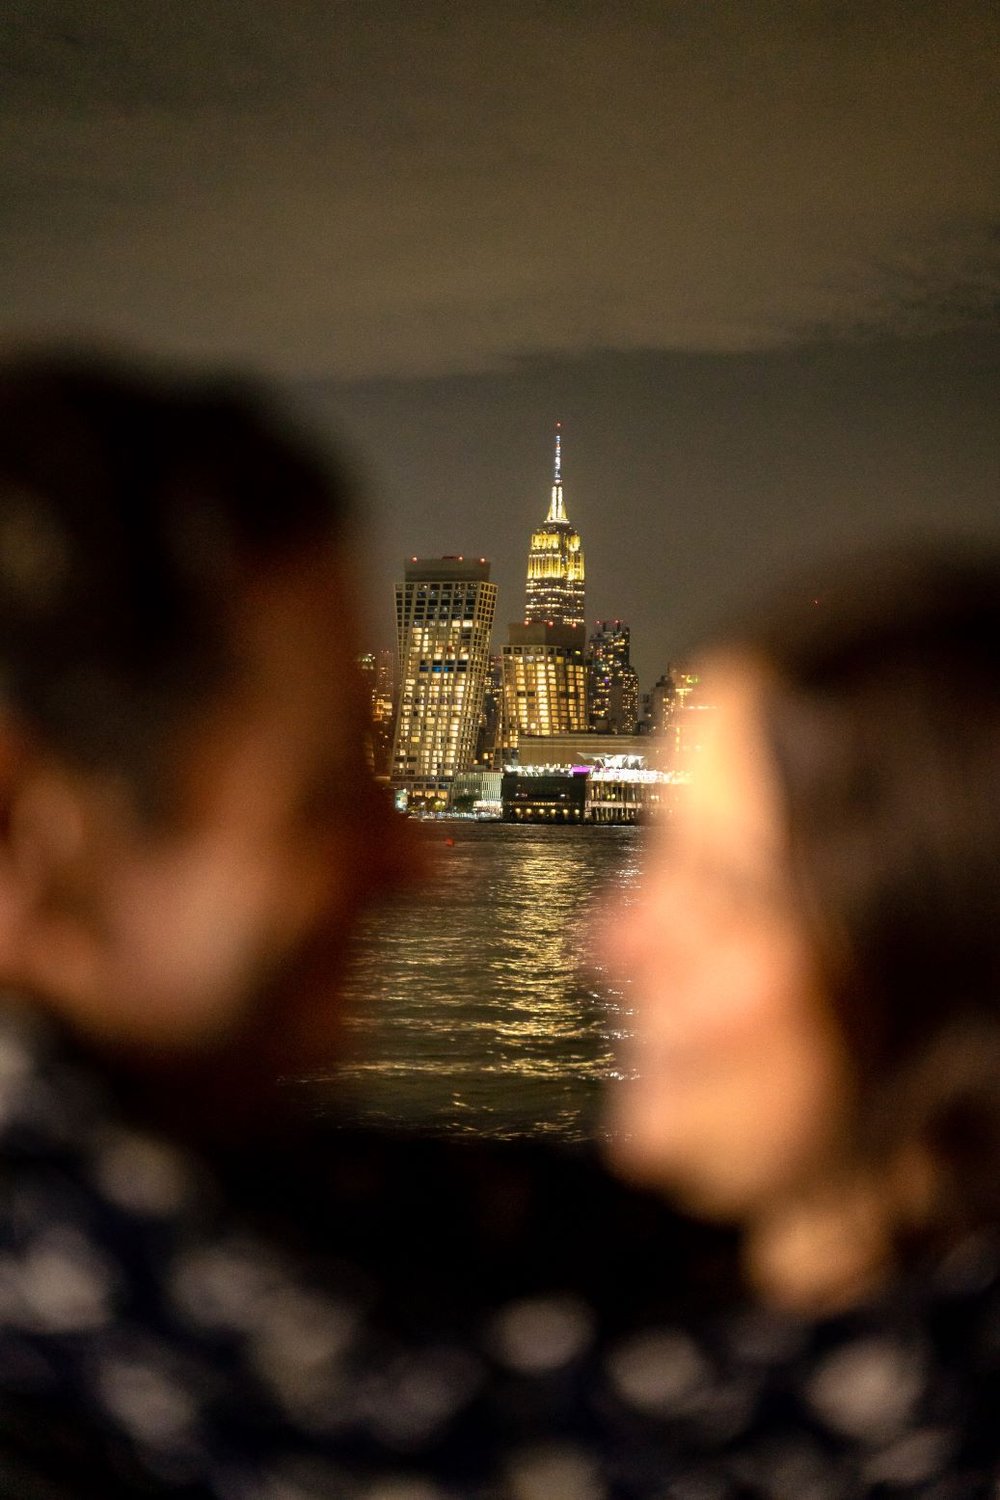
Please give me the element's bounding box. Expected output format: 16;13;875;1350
598;548;1000;1495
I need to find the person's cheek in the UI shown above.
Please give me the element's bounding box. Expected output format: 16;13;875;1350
107;837;285;1043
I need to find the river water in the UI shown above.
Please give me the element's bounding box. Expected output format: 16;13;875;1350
300;823;644;1139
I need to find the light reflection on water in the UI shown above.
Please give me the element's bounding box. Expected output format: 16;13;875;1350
302;823;643;1138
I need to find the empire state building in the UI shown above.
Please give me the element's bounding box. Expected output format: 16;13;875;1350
524;424;585;628
502;425;588;742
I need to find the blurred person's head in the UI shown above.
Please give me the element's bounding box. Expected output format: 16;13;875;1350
605;547;1000;1307
0;348;410;1121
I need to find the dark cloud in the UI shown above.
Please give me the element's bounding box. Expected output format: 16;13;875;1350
2;0;997;376
3;1;996;675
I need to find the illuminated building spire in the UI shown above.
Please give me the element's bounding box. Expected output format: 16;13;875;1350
546;421;567;523
524;421;585;629
506;422;587;743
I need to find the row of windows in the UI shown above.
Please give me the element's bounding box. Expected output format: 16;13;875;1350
395;757;462;768
398;587;495;600
402;613;493;625
504;648;585;661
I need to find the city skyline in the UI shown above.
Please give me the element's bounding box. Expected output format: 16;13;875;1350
3;2;996;689
342;323;996;689
384;430;663;807
373;419;688;696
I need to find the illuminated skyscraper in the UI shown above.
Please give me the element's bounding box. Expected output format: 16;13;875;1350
502;620;588;740
662;664;716;776
391;557;497;809
587;619;639;733
524;424;585;628
643;672;677;734
502;426;588;744
474;653;505;768
357;648;396;776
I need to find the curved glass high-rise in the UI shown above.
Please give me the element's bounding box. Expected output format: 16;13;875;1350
392;556;497;808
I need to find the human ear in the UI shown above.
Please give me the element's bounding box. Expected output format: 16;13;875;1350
0;727;102;1006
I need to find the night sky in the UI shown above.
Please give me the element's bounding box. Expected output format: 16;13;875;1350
3;1;997;684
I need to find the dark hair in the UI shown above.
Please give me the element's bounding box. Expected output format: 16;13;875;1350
727;546;1000;1242
0;348;353;801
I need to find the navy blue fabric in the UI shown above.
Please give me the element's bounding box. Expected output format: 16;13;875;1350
2;1003;998;1498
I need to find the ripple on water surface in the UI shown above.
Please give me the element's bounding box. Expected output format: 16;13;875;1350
299;823;643;1139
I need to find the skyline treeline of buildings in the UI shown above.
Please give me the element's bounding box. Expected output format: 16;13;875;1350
359;426;709;812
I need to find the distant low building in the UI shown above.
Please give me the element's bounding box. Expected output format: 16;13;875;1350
449;768;503;817
516;732;655;768
501;767;588;823
585;758;667;823
501;741;678;824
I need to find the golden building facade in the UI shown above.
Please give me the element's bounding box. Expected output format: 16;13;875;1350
392;557;497;808
501;622;588;740
524;424;585;629
502;425;588;750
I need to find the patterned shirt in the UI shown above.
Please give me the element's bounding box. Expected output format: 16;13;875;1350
2;999;999;1498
